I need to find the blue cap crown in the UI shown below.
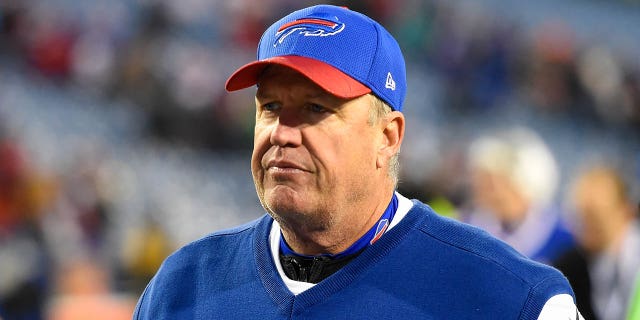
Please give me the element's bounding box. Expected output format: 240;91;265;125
256;5;406;111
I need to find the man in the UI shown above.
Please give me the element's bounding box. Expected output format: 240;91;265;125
134;5;582;319
464;127;574;264
554;165;640;320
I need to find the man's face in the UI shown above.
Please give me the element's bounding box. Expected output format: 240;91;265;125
572;171;628;254
251;66;380;231
470;168;529;224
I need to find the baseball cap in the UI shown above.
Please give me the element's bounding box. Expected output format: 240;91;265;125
225;5;406;112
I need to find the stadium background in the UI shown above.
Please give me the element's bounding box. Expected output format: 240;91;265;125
0;0;638;318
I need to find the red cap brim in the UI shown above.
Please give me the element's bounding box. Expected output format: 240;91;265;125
225;55;371;98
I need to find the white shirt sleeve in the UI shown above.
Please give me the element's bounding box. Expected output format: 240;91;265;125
537;294;584;320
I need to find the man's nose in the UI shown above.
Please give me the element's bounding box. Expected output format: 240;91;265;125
269;115;302;147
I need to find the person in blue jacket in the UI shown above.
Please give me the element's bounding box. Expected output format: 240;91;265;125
134;5;582;319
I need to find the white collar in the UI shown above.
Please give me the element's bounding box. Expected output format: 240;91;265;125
268;191;414;295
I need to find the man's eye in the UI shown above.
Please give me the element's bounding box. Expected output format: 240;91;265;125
308;104;327;113
262;102;280;112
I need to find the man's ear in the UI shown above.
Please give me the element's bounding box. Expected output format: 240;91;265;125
376;111;405;169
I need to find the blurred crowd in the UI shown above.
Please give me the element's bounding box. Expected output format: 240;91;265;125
0;0;639;319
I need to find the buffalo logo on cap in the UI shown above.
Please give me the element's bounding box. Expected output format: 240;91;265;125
274;17;345;47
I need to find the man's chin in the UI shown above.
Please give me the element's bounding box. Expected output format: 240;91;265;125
264;193;305;216
265;184;303;199
263;189;316;217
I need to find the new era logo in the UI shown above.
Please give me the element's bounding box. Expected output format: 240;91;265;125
385;72;396;91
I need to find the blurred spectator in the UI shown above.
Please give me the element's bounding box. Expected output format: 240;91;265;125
0;134;55;320
46;259;136;320
0;2;27;59
21;4;77;80
507;20;606;132
555;165;640;320
461;126;574;264
431;3;518;115
577;45;640;131
120;215;174;294
553;243;597;320
40;144;116;269
621;73;640;129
